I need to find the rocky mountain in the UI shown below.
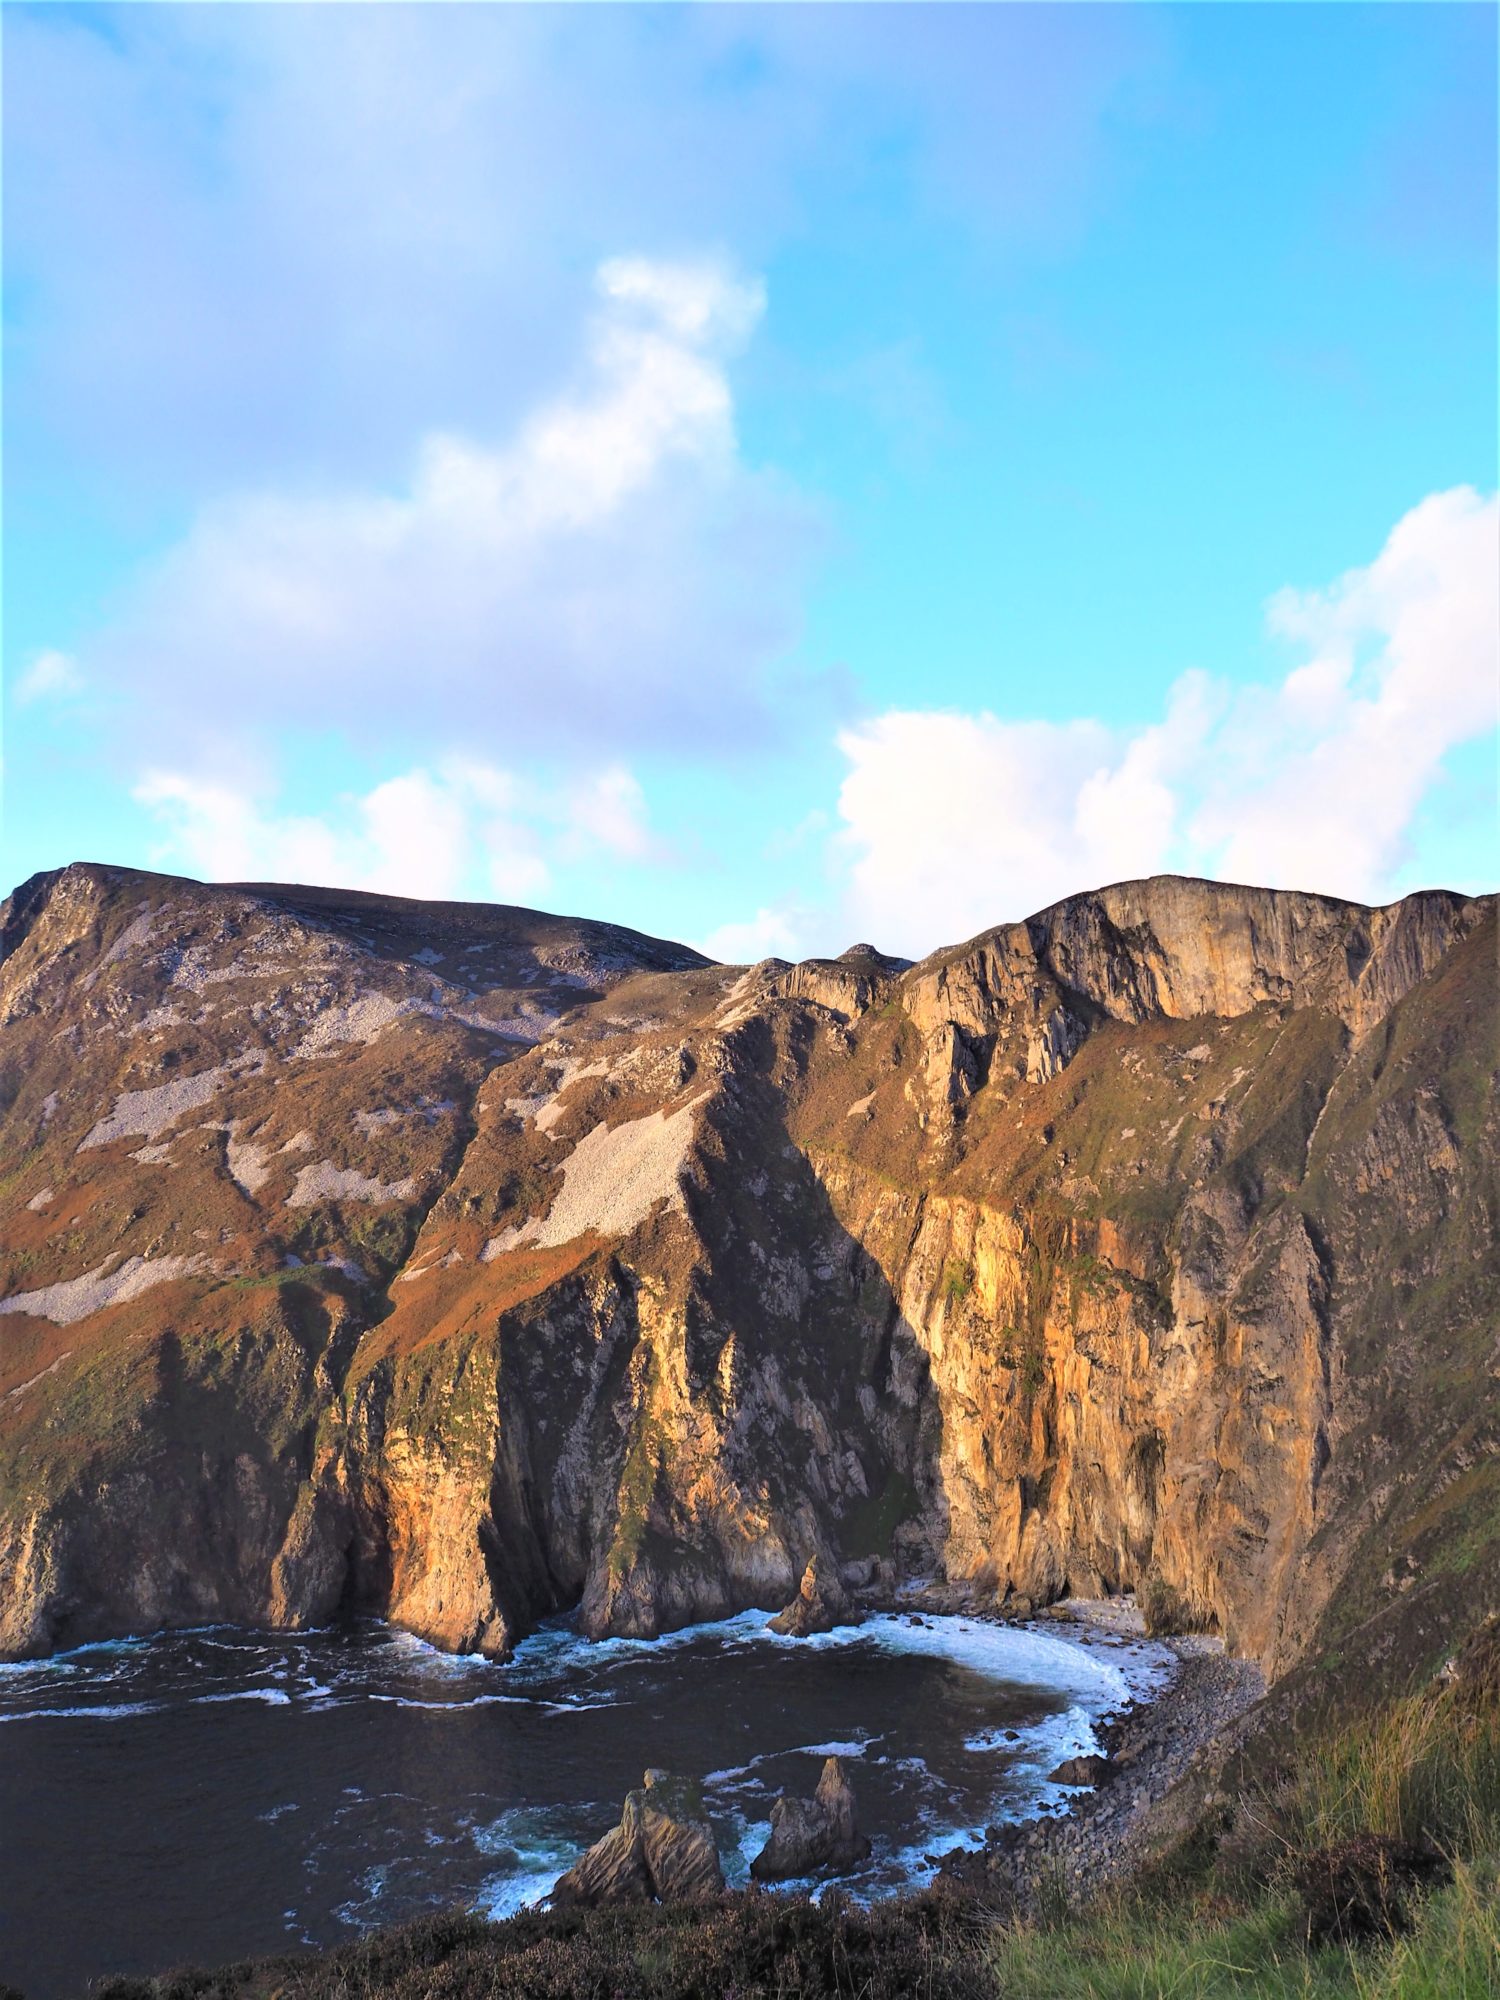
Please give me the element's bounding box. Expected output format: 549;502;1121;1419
1;863;1495;1690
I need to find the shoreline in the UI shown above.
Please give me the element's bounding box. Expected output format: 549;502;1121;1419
3;1590;1265;1918
896;1592;1266;1908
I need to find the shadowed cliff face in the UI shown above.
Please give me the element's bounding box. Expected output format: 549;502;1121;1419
1;863;1494;1686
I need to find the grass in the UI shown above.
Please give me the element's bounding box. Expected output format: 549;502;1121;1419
988;1627;1500;2000
1285;1663;1500;1862
986;1862;1499;2000
990;1893;1353;1998
941;1256;973;1306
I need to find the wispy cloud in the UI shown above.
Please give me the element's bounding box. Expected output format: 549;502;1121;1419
5;6;1159;494
13;650;83;706
86;255;814;774
698;905;808;966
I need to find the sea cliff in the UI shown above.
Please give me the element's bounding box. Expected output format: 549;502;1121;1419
2;864;1494;1691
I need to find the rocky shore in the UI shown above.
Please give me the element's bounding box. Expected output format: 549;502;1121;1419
551;1583;1266;1917
537;1585;1258;1920
926;1594;1266;1908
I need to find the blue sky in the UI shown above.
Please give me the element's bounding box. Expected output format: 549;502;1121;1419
5;2;1496;960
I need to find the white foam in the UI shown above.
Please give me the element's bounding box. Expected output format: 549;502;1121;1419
471;1807;586;1920
703;1734;876;1786
555;1607;1155;1712
366;1692;538;1711
195;1689;292;1706
0;1702;160;1723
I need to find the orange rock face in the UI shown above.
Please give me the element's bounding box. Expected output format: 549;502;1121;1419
1;862;1495;1691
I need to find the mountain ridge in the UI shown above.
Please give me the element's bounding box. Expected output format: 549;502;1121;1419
1;861;1494;1701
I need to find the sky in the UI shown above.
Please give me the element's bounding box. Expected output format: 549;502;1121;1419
5;2;1496;963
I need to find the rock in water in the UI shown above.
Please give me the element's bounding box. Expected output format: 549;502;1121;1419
638;1769;724;1902
750;1796;829;1881
769;1554;858;1637
813;1755;869;1858
550;1770;724;1908
751;1756;872;1880
549;1794;653;1907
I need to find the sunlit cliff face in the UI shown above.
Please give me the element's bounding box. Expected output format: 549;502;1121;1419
1;863;1494;1691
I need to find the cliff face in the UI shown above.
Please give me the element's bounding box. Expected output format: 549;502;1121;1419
1;863;1495;1684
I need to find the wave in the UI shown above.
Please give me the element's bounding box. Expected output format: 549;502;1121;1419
195;1688;293;1706
0;1700;161;1722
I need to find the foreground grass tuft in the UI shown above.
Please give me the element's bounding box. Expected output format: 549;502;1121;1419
989;1627;1499;2000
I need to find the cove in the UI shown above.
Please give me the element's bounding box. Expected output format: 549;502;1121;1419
0;1610;1174;1999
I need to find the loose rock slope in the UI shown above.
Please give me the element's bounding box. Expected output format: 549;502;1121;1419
1;863;1495;1694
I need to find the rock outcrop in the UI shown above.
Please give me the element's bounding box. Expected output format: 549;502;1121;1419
550;1770;723;1907
769;1554;858;1637
751;1757;871;1880
1048;1754;1113;1788
0;862;1495;1699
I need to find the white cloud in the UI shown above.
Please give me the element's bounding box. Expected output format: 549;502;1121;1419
134;754;658;904
84;254;812;769
132;773;350;890
1199;485;1499;896
13;650;83;705
699;905;807;965
834;683;1210;954
562;766;657;864
834;488;1498;955
5;6;1157;493
598;257;767;346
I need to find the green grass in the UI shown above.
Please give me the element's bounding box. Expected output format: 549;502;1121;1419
991;1894;1354;1998
1361;1859;1500;2000
1288;1671;1500;1861
941;1256;973;1306
988;1630;1499;2000
988;1867;1500;1998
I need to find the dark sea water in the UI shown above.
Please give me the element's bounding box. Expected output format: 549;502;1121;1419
0;1609;1172;1999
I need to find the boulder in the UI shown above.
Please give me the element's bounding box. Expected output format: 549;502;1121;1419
751;1756;872;1881
1047;1753;1114;1787
769;1554;858;1637
812;1752;868;1859
550;1769;724;1908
